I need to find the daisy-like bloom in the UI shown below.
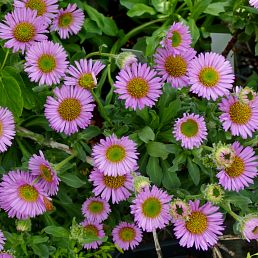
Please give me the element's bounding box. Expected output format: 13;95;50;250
250;0;258;8
114;62;163;110
92;134;138;176
0;170;48;219
160;22;192;55
28;151;59;196
203;184;224;205
112;222;143;251
81;220;105;249
51;3;84;39
173;200;224;250
241;215;258;242
24;40;68;86
0;8;48;54
82;197;111;223
45;85;95;135
154;47;196;88
173;113;207;149
89;168;134;204
130;186;171;232
0;252;13;258
216;142;258;192
235;86;257;104
188;52;235;101
219;95;258;139
116;52;138;69
170;199;191;221
14;0;58;24
0;230;6;251
0;107;15;154
64;59;105;91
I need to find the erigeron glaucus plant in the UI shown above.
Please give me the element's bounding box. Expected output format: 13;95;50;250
0;0;257;257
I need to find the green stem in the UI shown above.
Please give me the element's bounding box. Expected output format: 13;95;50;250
105;64;115;105
202;145;213;152
243;136;258;147
1;49;9;70
91;90;113;127
85;52;117;59
54;153;77;171
221;204;241;222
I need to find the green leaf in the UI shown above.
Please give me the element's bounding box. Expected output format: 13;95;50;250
78;126;101;141
204;2;227;16
187;18;200;46
190;0;212;21
187;158;200;185
127;4;156;17
120;0;148;9
31;244;49;258
84;18;102;35
59;174;85;188
138;126;155;143
44;226;69;238
0;71;23;117
31;236;49;245
136;107;149;123
225;192;252;212
151;0;170;14
160;98;181;127
147;142;169;159
146;157;162;186
161;160;181;190
168;152;186;172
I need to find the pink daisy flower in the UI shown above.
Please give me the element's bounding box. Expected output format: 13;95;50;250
24;40;68;86
14;0;58;24
250;0;258;8
64;59;105;90
216;142;258;192
219;95;258;139
92;134;138;176
0;253;13;258
81;220;105;249
188;52;235;101
241;216;258;242
89;168;134;204
51;3;84;39
0;170;48;219
28;151;59;196
112;222;143;251
0;107;15;154
114;62;163;110
173;113;207;149
173;200;224;250
0;230;5;251
82;197;111;223
0;8;48;54
161;22;192;55
44;85;95;135
130;186;171;232
154;47;196;88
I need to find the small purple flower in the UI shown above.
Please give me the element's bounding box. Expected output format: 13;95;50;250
114;62;163;110
242;216;258;242
44;85;95;135
24;40;68;86
28;151;59;196
0;8;48;54
250;0;258;8
0;230;6;251
0;170;49;219
0;107;15;154
51;3;84;39
130;186;171;232
112;222;143;250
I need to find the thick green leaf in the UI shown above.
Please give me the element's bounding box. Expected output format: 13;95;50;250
204;2;228;16
78;126;101;141
146;157;162;186
169;152;186;172
120;0;148;9
151;0;170;14
138;126;155;143
136;108;149;123
187;158;200;185
127;4;156;17
59;174;85;188
160;98;181;127
161;160;181;190
190;0;212;21
147;142;169;159
31;244;49;258
225;192;252;212
44;226;69;238
188;18;200;45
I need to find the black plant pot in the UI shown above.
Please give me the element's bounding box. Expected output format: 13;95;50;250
114;240;212;258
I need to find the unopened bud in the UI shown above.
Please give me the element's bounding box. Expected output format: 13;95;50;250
133;176;150;193
170;199;191;221
16;219;31;232
203;184;224;204
116;52;137;69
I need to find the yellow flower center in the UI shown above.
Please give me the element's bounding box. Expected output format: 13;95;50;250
88;201;104;214
225;156;245;178
142;197;162;218
106;144;126;163
58;13;73;28
185;211;208;234
40;164;53;182
38;54;56;73
78;73;96;90
25;0;47;16
103;175;126;189
229;102;252;124
83;225;99;237
180;119;199;137
171;31;182;47
58;98;81;121
19;184;39;202
199;67;219;87
127;77;149;99
165;56;187;77
119;227;136;242
13;22;35;42
0;121;3;137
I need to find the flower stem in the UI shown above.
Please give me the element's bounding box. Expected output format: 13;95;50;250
152;230;163;258
54;153;77;172
221;204;241;222
243;136;258;147
202;145;214;152
1;49;9;70
85;52;117;59
105;64;115;105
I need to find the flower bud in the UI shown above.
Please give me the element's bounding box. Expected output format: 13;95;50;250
133;175;150;193
237;86;256;104
170;199;191;221
203;184;224;204
16;219;31;232
116;52;137;69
